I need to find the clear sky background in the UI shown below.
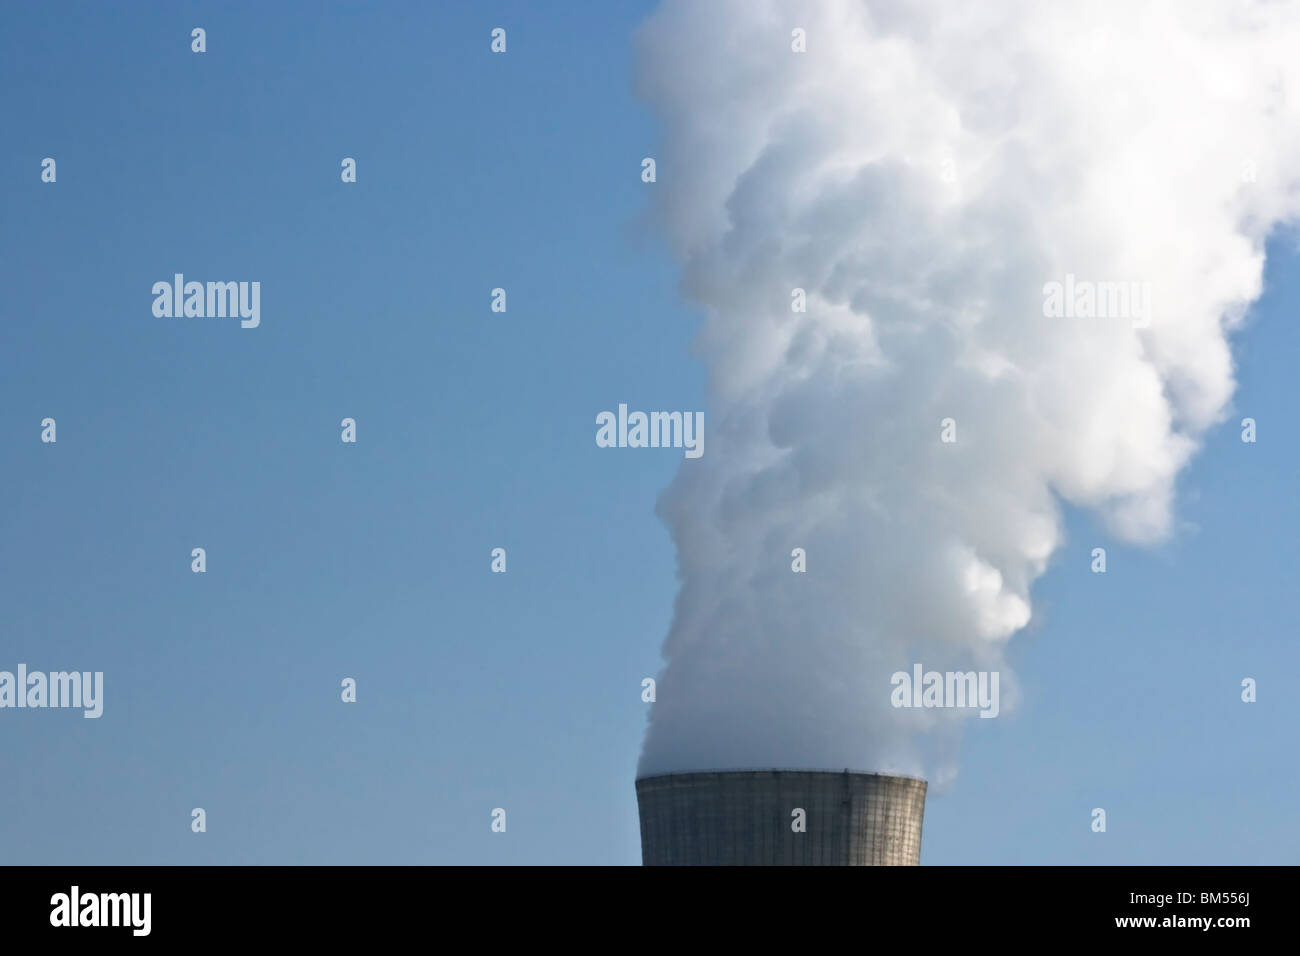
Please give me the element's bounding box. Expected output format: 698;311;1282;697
1;1;1296;865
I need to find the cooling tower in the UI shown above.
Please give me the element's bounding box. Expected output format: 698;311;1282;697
636;769;926;865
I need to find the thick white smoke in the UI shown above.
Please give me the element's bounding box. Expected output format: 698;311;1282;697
636;0;1300;780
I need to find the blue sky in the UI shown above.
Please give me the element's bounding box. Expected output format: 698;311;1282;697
1;1;1296;865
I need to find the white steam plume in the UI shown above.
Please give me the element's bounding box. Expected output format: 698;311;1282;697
635;0;1300;781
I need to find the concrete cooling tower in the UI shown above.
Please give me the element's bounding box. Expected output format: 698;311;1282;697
636;769;926;866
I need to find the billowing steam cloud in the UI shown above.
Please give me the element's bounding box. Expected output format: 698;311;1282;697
636;0;1300;780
